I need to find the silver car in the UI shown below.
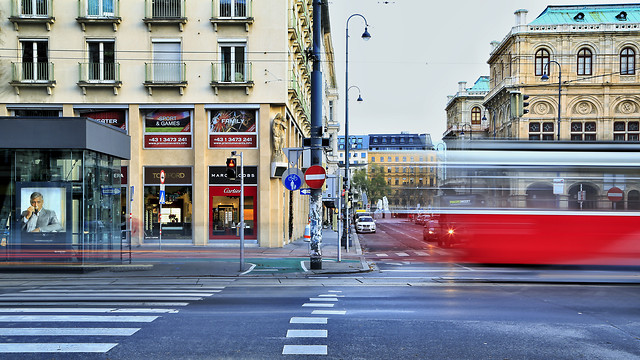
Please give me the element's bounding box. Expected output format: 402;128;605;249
356;216;376;234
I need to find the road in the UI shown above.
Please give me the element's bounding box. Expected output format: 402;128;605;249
0;218;638;359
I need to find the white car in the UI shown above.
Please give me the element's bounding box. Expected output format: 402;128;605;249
356;216;376;234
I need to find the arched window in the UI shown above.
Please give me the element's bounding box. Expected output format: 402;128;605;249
577;48;592;75
471;107;482;125
535;49;550;76
621;47;635;75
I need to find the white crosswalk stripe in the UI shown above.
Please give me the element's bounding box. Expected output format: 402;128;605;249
0;279;232;354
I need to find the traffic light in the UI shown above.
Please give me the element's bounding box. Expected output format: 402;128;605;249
226;157;237;180
510;92;530;117
522;94;530;115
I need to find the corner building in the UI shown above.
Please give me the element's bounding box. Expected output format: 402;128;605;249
0;0;337;247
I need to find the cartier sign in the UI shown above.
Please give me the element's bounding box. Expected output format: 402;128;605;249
144;167;192;185
209;166;257;185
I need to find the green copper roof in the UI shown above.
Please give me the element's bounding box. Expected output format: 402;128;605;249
468;76;490;92
530;4;640;25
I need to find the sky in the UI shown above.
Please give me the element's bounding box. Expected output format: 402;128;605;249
328;0;640;142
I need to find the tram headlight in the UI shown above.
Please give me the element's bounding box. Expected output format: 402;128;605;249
448;229;455;235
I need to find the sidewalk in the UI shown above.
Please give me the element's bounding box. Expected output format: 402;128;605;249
0;228;371;278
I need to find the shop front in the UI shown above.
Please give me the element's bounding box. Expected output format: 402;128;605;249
0;117;129;264
209;166;257;242
143;166;193;244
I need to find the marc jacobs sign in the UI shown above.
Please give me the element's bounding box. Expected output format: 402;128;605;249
209;166;257;185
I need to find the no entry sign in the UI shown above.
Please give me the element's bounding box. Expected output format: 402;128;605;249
304;165;326;189
607;186;623;202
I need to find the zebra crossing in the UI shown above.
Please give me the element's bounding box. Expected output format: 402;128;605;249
372;249;447;259
0;278;232;354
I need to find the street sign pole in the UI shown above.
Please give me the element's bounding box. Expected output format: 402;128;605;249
240;151;245;272
308;0;323;270
159;170;165;250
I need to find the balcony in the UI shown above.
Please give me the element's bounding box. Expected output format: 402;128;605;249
76;0;122;31
144;62;187;95
77;62;122;95
288;70;310;122
210;62;253;95
210;0;253;31
143;0;187;31
10;0;55;31
10;62;56;95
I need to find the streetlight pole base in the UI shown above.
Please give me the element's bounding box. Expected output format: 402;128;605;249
310;255;322;270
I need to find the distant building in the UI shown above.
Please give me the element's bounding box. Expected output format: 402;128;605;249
368;133;433;151
338;135;369;166
443;76;490;141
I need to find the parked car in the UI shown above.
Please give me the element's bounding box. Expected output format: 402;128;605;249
355;216;376;234
415;214;430;225
422;217;441;243
354;212;372;224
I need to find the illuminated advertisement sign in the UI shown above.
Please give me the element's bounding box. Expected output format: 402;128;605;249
81;110;127;132
209;109;257;148
143;110;192;149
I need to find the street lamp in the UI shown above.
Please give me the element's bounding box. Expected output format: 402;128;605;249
541;60;562;140
343;13;370;248
459;123;472;140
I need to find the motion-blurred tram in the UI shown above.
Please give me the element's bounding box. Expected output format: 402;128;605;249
433;141;640;266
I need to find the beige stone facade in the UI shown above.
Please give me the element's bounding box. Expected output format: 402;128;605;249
484;6;640;142
1;0;337;247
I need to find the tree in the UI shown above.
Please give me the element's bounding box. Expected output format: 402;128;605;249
351;166;390;207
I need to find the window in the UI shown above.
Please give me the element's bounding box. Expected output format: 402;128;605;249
471;106;482;125
529;122;554;140
360;153;365;158
571;121;597;141
152;41;181;82
380;157;384;162
387;157;391;162
152;0;182;18
395;178;399;185
87;40;115;81
621;47;636;75
370;157;375;162
577;48;592;75
20;0;49;16
535;49;550;76
329;101;334;123
87;0;115;16
613;121;640;141
387;167;391;173
220;0;247;18
220;42;246;83
395;167;399;173
402;157;406;162
20;39;49;81
395;157;399;161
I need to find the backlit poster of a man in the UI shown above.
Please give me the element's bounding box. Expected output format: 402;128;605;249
19;188;66;233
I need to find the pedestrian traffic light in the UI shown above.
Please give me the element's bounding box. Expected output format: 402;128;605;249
226;157;237;180
510;92;530;117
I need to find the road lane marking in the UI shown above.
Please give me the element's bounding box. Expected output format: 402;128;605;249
396;252;410;257
0;302;189;307
309;298;338;302
286;330;328;338
414;251;430;256
302;303;334;308
318;294;343;298
0;343;118;353
311;310;346;315
1;292;217;297
0;308;178;314
0;315;158;322
376;253;388;257
0;328;140;336
282;345;327;355
327;290;342;293
290;317;327;324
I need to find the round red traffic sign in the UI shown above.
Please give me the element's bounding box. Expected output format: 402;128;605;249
607;186;623;202
304;165;326;189
160;170;165;185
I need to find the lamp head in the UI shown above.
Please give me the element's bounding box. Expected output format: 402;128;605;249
362;27;371;41
357;95;363;102
482;114;487;121
541;73;550;81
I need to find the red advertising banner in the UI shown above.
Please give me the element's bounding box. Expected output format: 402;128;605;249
209;134;257;148
145;135;192;148
82;110;127;131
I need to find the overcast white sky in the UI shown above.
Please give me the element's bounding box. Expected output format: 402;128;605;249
328;0;639;142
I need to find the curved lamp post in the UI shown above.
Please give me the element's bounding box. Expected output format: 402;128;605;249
343;14;370;248
541;60;562;141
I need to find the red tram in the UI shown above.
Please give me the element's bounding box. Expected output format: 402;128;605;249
434;142;640;265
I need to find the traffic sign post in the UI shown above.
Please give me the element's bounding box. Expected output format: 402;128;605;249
159;170;165;249
304;165;326;189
